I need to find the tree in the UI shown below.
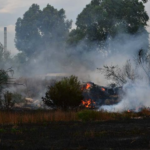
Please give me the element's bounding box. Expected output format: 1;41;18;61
2;91;15;109
42;76;83;110
98;60;136;86
15;4;41;56
39;5;72;49
98;48;150;86
137;49;150;85
15;4;72;57
0;68;14;92
68;0;149;48
0;43;12;69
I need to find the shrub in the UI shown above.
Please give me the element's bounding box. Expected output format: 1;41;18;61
77;110;99;121
2;91;15;109
42;75;83;110
0;92;25;110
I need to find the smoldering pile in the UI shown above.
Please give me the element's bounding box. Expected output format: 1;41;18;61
81;82;122;109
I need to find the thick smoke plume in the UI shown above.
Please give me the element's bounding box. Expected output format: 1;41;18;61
101;79;150;112
10;29;149;110
2;2;149;110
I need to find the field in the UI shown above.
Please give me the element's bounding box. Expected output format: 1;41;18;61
0;110;150;150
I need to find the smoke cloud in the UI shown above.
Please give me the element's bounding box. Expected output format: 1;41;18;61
8;27;149;110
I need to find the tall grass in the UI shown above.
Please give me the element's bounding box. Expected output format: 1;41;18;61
0;108;149;125
0;110;77;125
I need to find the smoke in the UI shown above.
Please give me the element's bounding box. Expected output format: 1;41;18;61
6;27;148;109
1;9;149;110
98;33;150;112
100;79;150;112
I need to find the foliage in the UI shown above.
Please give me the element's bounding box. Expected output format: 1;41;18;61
77;110;99;121
0;43;12;69
137;49;150;84
98;60;136;86
10;92;26;104
2;91;15;109
99;49;150;86
12;52;28;76
42;75;83;110
15;4;72;57
39;5;72;49
0;68;14;93
0;92;25;110
68;0;149;48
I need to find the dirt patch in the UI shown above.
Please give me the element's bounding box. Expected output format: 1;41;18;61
0;119;150;150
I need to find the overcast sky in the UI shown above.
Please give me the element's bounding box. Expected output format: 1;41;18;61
0;0;150;55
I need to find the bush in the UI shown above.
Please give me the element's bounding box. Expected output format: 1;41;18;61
0;92;25;110
77;110;99;121
42;75;83;110
2;91;15;109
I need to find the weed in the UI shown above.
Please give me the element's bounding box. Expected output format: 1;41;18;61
0;128;6;133
77;110;99;121
0;108;149;125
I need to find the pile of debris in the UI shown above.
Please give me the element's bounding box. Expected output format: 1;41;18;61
81;82;122;109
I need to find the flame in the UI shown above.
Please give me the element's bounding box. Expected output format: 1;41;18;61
86;83;91;90
82;99;96;108
81;83;91;91
101;88;105;92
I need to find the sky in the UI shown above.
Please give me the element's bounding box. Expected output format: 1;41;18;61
0;0;150;55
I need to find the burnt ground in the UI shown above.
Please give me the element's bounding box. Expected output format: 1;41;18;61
0;119;150;150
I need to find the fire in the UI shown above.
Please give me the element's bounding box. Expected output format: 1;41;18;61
82;99;96;108
85;83;91;90
101;88;105;92
81;83;91;90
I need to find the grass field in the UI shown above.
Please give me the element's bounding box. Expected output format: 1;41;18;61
0;109;150;150
0;108;150;125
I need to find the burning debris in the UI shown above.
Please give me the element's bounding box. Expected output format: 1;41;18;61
82;99;96;108
81;82;121;109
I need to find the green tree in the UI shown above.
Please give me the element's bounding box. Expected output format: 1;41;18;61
15;4;41;56
42;76;83;110
12;52;27;74
0;43;12;69
39;5;72;49
68;0;149;48
15;4;72;57
2;91;15;109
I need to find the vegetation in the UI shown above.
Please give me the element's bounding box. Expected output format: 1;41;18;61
98;60;136;86
1;1;149;112
0;108;149;124
42;76;83;110
0;43;12;69
98;49;150;86
68;0;149;49
15;4;72;57
1;91;15;109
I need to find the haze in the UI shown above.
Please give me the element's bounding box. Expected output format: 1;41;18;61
0;0;150;55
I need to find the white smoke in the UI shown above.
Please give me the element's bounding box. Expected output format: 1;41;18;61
100;79;150;112
9;29;149;110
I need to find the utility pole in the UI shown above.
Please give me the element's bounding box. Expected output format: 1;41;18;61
4;27;7;51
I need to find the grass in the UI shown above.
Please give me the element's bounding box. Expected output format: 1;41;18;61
0;108;149;125
0;110;77;125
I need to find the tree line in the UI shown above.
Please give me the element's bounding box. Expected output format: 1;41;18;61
0;0;149;110
15;0;149;59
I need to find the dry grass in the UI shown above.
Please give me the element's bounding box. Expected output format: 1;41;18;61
0;108;150;125
0;110;77;125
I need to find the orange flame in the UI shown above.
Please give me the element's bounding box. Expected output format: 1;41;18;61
101;88;105;92
82;99;96;108
86;83;91;90
81;83;91;91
